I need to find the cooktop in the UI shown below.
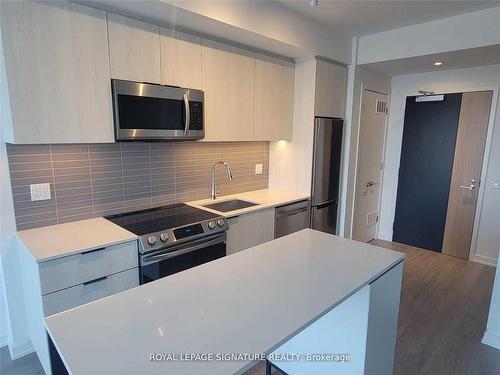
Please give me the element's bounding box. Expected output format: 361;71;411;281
105;203;228;254
105;203;219;235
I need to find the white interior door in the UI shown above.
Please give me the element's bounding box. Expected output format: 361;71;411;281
353;89;388;242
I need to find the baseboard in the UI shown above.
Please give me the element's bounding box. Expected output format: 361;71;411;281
471;254;497;267
0;333;8;348
482;331;500;350
377;232;392;241
8;341;34;360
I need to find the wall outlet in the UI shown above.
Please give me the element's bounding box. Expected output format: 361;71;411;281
255;164;263;175
30;183;51;201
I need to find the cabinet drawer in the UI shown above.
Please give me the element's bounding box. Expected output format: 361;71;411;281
39;241;138;295
42;268;139;316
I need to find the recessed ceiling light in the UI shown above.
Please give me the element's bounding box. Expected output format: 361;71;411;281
434;62;443;66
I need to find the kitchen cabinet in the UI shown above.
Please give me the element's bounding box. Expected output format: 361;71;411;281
226;209;275;255
160;28;202;90
202;39;255;141
314;59;348;119
18;238;139;374
1;1;114;143
107;13;161;84
254;54;295;141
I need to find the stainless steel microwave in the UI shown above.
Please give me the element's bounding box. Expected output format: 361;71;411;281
111;79;204;141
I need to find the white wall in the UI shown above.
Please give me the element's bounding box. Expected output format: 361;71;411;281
379;64;500;265
269;59;317;195
1;21;32;358
483;250;500;349
358;7;500;64
164;0;352;64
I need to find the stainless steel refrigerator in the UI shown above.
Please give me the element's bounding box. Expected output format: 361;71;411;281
310;117;343;235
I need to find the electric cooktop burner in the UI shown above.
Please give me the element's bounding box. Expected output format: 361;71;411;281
105;203;228;254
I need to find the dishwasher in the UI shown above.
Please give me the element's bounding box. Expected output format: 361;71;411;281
275;200;311;238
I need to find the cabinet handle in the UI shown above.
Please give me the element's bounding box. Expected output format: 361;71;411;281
83;276;107;286
81;247;105;255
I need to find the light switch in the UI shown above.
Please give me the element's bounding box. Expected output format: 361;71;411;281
30;183;51;201
255;164;263;175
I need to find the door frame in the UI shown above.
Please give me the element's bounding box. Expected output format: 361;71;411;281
350;83;390;241
466;86;499;265
394;85;498;264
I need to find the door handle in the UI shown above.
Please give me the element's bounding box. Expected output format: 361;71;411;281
366;181;377;188
459;179;476;191
459;184;475;191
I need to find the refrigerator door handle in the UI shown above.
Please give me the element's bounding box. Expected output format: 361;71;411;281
312;199;338;209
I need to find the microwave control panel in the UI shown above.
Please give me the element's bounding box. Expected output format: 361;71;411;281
190;101;203;130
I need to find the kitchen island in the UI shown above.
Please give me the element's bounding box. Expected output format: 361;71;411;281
45;229;404;375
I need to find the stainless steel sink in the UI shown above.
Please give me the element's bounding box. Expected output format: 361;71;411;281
202;199;259;212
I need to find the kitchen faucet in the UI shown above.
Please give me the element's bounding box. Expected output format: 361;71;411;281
211;161;233;200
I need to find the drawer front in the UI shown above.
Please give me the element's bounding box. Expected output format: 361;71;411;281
42;268;139;316
39;241;138;295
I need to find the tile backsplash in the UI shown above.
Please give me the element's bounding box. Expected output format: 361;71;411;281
7;142;269;230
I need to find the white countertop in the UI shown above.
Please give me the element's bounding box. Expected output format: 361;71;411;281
15;218;137;262
187;189;309;217
45;229;404;375
16;189;306;263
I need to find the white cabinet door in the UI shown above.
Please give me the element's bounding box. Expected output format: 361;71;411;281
226;209;275;255
160;28;202;89
314;59;348;119
107;13;161;83
202;39;255;141
1;1;114;143
254;54;294;141
42;268;139;316
39;241;138;295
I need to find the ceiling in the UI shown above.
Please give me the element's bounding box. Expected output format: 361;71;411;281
274;0;500;36
361;44;500;76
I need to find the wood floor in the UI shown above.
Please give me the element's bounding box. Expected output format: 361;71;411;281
372;239;499;375
2;240;499;375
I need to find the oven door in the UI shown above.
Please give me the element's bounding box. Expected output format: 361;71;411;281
112;79;204;141
139;233;226;284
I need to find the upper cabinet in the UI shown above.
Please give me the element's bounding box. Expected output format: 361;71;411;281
254;54;294;141
1;1;297;143
107;14;161;84
202;39;255;141
160;29;202;90
314;59;348;119
1;1;114;143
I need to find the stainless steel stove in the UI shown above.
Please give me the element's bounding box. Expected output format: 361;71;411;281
106;203;228;284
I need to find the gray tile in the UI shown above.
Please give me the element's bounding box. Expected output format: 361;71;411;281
17;218;58;231
7;141;269;230
7;144;50;155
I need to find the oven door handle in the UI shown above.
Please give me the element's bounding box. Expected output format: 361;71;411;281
142;234;225;265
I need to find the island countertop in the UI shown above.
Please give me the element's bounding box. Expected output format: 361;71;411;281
45;229;404;375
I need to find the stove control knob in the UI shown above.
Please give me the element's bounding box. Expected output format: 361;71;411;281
160;233;168;242
147;235;157;246
208;221;216;229
217;219;225;227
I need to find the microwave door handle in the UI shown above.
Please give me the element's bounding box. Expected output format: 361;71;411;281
183;94;190;135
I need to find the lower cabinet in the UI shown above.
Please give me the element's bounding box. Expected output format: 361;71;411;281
226;209;275;255
42;268;139;316
18;239;139;375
